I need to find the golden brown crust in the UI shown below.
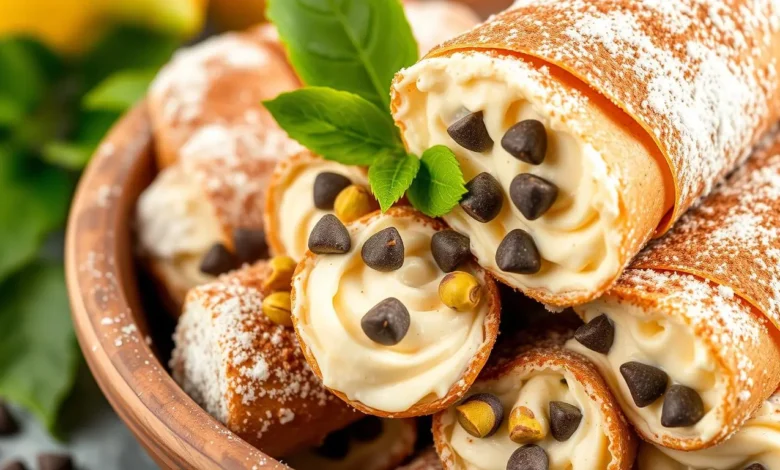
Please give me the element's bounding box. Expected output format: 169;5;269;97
290;206;502;418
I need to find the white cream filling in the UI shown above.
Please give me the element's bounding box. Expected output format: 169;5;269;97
443;371;611;470
292;212;490;412
568;300;727;442
272;159;367;261
393;53;622;295
637;397;780;469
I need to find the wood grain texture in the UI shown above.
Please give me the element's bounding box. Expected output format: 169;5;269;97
65;103;289;469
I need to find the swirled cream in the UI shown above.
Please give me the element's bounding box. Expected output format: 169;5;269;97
292;210;492;413
442;371;611;470
637;396;780;469
392;52;670;300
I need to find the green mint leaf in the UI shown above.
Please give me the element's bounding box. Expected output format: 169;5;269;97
264;87;402;165
0;262;79;433
407;145;467;217
83;69;157;112
267;0;418;108
369;152;420;212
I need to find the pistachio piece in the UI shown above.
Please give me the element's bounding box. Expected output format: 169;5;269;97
439;271;482;311
334;185;378;223
262;291;293;326
455;393;504;438
508;406;545;444
262;255;297;292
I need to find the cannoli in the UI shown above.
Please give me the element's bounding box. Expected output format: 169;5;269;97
391;0;780;306
291;207;501;417
637;391;780;469
567;132;780;450
285;417;417;470
398;448;443;470
170;261;360;457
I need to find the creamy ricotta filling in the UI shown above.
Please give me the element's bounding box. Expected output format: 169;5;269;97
393;54;623;295
443;371;611;470
292;212;490;412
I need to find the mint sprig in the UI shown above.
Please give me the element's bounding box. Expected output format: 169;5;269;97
264;0;466;218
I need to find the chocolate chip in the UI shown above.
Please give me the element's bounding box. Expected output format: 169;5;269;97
314;429;350;460
0;402;19;436
574;314;614;354
744;464;767;470
501;120;548;165
460;173;504;223
308;214;351;254
549;401;583;441
455;393;504;438
361;227;404;271
313;172;352;210
495;229;541;274
348;416;384;442
199;243;238;276
361;298;410;346
620;362;668;408
233;228;268;264
509;174;558;220
37;454;73;470
431;230;471;273
1;461;27;470
507;445;549;470
447;111;493;152
661;385;705;428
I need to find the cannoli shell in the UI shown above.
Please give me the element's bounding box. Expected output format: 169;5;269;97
397;448;443;470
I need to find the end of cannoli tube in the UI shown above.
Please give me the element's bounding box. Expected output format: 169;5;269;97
509;174;559;221
438;272;482;311
262;291;293;327
573;314;614;354
508;406;544;444
335;185;378;224
501;120;548;165
661;385;705;428
549;401;583;442
361;227;405;272
346;416;383;442
447;110;493;153
460;173;504;223
199;243;239;276
308;214;352;254
431;230;471;273
495;229;541;274
262;255;297;292
619;362;669;408
314;429;351;460
744;464;767;470
314;172;353;210
361;297;411;346
455;393;504;438
233;228;269;264
507;444;549;470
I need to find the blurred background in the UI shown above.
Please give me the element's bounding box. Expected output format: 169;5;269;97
0;1;506;469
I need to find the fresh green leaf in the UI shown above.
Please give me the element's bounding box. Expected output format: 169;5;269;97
83;69;157;112
0;262;79;433
0;38;50;113
407;145;467;217
263;87;403;165
369;152;420;212
41;142;94;170
0;96;24;127
267;0;418;108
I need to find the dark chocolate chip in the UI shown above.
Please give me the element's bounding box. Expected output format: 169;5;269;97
549;401;583;441
574;314;615;354
507;445;549;470
460;173;504;223
1;461;27;470
0;402;19;436
495;229;541;274
744;464;767;470
308;214;352;254
447;111;493;152
361;227;404;271
314;429;351;460
661;385;705;428
361;298;410;346
431;230;471;273
37;454;73;470
456;393;504;438
509;173;558;220
313;172;353;210
348;416;384;442
501;120;548;165
199;243;239;276
233;228;268;264
620;362;668;408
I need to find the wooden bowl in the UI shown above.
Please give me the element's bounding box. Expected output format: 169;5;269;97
65;104;287;469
